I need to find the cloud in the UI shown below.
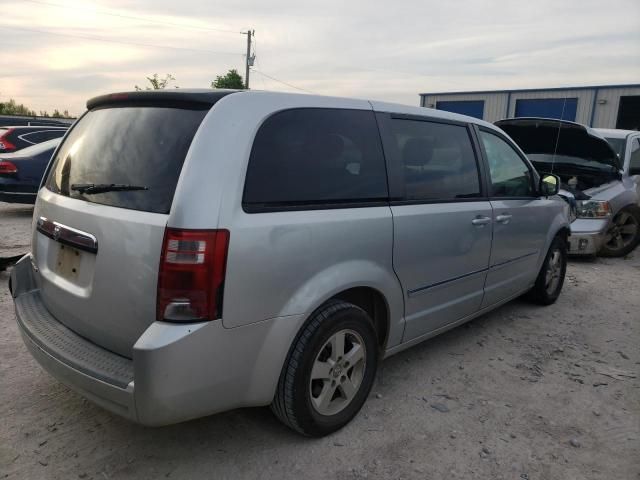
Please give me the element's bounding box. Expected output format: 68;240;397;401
1;0;639;115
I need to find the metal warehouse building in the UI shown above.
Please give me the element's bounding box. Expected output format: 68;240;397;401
419;84;640;130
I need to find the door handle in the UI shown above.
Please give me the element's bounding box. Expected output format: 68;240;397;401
496;213;512;224
472;216;492;226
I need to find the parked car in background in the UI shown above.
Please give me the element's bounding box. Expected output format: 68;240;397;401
0;126;67;153
0;114;73;128
596;128;640;174
496;118;640;257
0;138;61;204
11;90;570;437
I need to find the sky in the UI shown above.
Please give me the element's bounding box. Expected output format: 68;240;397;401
2;0;639;116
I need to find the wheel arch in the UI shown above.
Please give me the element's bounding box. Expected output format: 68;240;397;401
276;259;404;350
536;210;572;272
330;286;390;352
266;286;392;404
556;225;571;244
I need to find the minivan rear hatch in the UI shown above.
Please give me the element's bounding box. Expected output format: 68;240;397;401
33;90;235;357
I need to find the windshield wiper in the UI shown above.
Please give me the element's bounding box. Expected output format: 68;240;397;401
71;183;149;194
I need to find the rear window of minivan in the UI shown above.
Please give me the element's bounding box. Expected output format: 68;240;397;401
45;105;208;214
243;108;388;211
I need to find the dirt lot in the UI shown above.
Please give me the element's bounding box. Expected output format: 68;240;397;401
1;202;638;480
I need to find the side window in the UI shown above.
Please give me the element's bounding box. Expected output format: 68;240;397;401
39;130;66;141
21;131;63;144
386;119;481;200
243;108;388;210
479;130;534;197
630;138;640;172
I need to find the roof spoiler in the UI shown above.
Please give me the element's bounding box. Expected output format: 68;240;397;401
87;90;241;110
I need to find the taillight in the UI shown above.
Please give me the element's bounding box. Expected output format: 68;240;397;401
0;129;16;151
0;161;18;175
157;228;230;322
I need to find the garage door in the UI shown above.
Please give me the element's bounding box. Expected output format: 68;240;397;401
616;96;640;130
515;98;577;121
435;100;485;119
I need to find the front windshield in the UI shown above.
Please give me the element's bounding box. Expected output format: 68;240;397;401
528;153;614;171
604;137;626;161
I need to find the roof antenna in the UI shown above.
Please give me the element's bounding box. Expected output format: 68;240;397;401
550;97;568;176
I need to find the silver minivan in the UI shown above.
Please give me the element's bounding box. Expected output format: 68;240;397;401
10;90;571;436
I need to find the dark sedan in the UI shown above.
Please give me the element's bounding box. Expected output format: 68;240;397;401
0;138;61;204
0;126;67;153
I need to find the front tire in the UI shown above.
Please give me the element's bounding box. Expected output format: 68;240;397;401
599;207;640;257
527;234;567;305
271;300;379;437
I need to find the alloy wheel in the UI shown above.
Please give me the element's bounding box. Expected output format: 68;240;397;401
604;211;639;252
309;329;366;416
544;248;562;295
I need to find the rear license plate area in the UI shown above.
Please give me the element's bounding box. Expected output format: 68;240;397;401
55;244;82;281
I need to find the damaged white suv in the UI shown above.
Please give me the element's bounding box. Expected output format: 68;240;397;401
496;118;640;257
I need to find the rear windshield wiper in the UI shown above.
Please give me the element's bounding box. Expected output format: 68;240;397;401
71;183;149;194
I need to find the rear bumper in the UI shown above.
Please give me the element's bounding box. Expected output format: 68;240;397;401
18;312;137;418
0;191;36;204
11;255;304;426
567;218;609;255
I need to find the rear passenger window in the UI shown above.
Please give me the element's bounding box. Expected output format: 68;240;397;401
386;119;481;200
243;108;388;211
630;139;640;172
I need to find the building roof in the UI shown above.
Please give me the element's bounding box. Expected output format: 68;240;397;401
419;83;640;97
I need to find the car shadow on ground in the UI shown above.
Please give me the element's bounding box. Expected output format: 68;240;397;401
568;255;599;263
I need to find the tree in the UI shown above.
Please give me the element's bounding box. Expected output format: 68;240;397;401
0;96;73;118
135;73;177;91
51;109;71;118
211;69;245;89
38;109;72;118
0;98;37;116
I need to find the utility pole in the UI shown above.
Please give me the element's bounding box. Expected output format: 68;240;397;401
244;29;254;89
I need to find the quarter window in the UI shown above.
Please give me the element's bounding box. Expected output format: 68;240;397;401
386;119;481;200
22;130;65;144
243;108;388;210
479;130;534;197
630;138;640;172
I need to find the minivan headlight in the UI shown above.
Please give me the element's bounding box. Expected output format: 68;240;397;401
576;200;611;219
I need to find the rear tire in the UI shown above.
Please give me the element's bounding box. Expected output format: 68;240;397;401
271;300;378;437
527;234;567;305
599;206;640;257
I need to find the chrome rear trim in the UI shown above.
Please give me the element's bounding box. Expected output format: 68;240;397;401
36;216;98;254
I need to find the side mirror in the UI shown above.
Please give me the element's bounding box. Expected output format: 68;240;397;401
539;173;560;196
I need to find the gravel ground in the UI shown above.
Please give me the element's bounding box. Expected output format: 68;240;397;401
1;202;639;480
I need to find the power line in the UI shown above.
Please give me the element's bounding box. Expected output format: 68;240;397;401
252;40;267;91
0;25;243;55
252;69;314;94
20;0;244;35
